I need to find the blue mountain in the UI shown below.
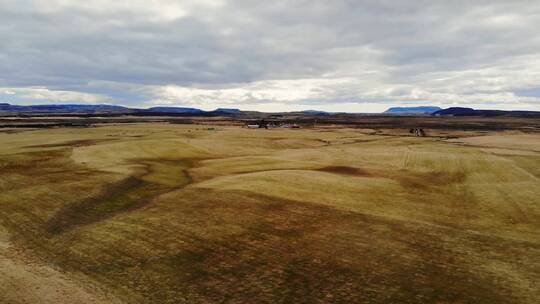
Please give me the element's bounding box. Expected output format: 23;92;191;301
146;107;204;113
297;110;330;115
384;106;441;114
432;107;476;116
213;108;241;114
0;103;130;113
432;107;540;116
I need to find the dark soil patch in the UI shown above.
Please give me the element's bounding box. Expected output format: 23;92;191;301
0;150;69;175
317;165;466;189
392;170;467;190
317;166;371;176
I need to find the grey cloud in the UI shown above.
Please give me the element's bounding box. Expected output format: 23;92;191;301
1;0;540;110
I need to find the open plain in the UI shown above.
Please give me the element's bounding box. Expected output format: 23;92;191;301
1;122;539;303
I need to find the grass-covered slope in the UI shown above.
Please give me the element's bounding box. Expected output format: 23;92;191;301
0;124;539;303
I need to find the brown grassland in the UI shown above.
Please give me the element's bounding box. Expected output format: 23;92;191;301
0;123;539;303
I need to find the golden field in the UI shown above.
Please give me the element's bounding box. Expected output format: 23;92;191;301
0;123;539;303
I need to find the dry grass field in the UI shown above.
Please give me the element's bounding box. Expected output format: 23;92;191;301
1;123;539;303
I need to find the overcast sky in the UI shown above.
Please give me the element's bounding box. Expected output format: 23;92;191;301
1;0;540;112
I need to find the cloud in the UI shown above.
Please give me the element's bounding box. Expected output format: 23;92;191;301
1;0;539;111
147;78;353;106
0;87;112;104
32;0;224;21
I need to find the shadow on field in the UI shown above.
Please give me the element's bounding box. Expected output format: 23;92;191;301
25;139;115;149
88;189;517;304
45;159;193;234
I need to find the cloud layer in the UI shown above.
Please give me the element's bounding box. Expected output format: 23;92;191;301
1;0;540;111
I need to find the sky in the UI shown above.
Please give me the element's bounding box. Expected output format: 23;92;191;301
1;0;540;112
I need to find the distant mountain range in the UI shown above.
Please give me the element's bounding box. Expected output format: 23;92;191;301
0;103;330;116
1;103;539;117
0;103;242;115
295;110;330;115
384;106;441;115
432;107;540;117
214;108;242;114
0;103;131;113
